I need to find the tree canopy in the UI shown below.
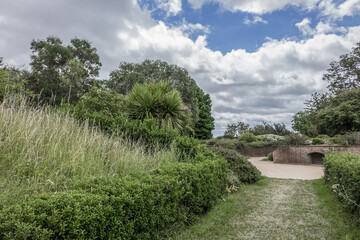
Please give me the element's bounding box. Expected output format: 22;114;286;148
28;36;101;104
292;41;360;137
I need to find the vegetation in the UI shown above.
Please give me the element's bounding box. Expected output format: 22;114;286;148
28;36;102;104
292;41;360;137
224;121;290;138
107;59;215;138
324;152;360;217
238;132;257;143
210;147;261;185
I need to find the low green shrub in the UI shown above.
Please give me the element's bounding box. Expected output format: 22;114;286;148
0;155;227;239
324;152;360;215
283;133;308;145
238;132;257;143
267;152;273;161
256;134;284;142
311;138;324;145
211;147;261;184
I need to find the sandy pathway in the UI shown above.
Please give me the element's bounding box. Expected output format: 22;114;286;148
249;157;324;180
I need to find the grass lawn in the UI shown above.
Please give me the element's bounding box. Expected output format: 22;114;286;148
167;177;360;240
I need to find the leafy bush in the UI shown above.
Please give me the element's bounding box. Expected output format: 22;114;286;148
238;132;257;143
256;134;284;142
0;154;227;239
211;147;261;184
324;152;360;216
311;138;324;145
266;152;273;161
283;133;308;145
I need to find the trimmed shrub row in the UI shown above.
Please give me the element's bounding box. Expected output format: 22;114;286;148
0;154;227;239
324;152;360;214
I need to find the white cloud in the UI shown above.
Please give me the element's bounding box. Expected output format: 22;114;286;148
188;0;319;14
296;17;349;36
296;18;313;35
244;16;268;25
155;0;182;16
174;18;211;36
1;0;359;136
318;0;360;20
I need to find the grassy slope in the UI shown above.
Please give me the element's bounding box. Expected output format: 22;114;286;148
168;178;360;240
0;99;176;206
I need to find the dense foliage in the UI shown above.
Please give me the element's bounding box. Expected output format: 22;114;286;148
224;121;290;138
194;87;215;139
28;36;102;104
0;152;227;239
293;42;360;137
324;152;360;217
210;147;261;184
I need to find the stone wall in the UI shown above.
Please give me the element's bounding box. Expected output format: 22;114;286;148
238;147;278;157
273;146;360;165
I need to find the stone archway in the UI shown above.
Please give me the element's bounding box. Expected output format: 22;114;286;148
308;152;325;165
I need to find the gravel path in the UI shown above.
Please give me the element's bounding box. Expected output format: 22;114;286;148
249;157;324;180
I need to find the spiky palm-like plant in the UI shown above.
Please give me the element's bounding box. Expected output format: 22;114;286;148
125;81;192;133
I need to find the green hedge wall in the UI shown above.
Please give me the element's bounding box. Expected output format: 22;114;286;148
324;152;360;214
0;154;227;239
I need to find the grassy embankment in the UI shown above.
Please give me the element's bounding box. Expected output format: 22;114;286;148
0;98;177;207
168;177;360;240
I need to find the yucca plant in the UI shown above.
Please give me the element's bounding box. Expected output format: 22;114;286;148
125;81;192;133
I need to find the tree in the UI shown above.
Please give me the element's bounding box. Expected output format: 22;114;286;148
293;42;360;136
250;121;290;136
194;87;215;139
323;42;360;93
28;36;101;104
314;88;360;136
125;81;192;133
0;58;32;101
108;60;199;123
224;121;250;138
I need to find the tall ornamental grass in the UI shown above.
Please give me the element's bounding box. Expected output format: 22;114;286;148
0;97;176;205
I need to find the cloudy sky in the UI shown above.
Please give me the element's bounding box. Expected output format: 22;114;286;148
1;0;360;136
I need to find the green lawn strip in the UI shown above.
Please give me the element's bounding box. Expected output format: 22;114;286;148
312;178;360;240
167;178;360;240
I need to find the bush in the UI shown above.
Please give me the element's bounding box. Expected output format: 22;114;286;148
324;152;360;216
311;138;324;145
283;133;307;145
238;132;257;143
256;134;284;142
266;152;273;161
211;147;261;184
0;155;227;239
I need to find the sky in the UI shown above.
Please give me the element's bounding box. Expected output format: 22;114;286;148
0;0;359;136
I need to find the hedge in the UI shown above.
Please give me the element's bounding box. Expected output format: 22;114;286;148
0;154;227;239
324;152;360;214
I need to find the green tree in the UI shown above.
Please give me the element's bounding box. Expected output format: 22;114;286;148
108;60;199;123
250;121;290;136
0;58;32;101
224;121;250;138
125;81;191;133
323;42;360;93
293;42;360;137
194;87;215;139
28;36;101;104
